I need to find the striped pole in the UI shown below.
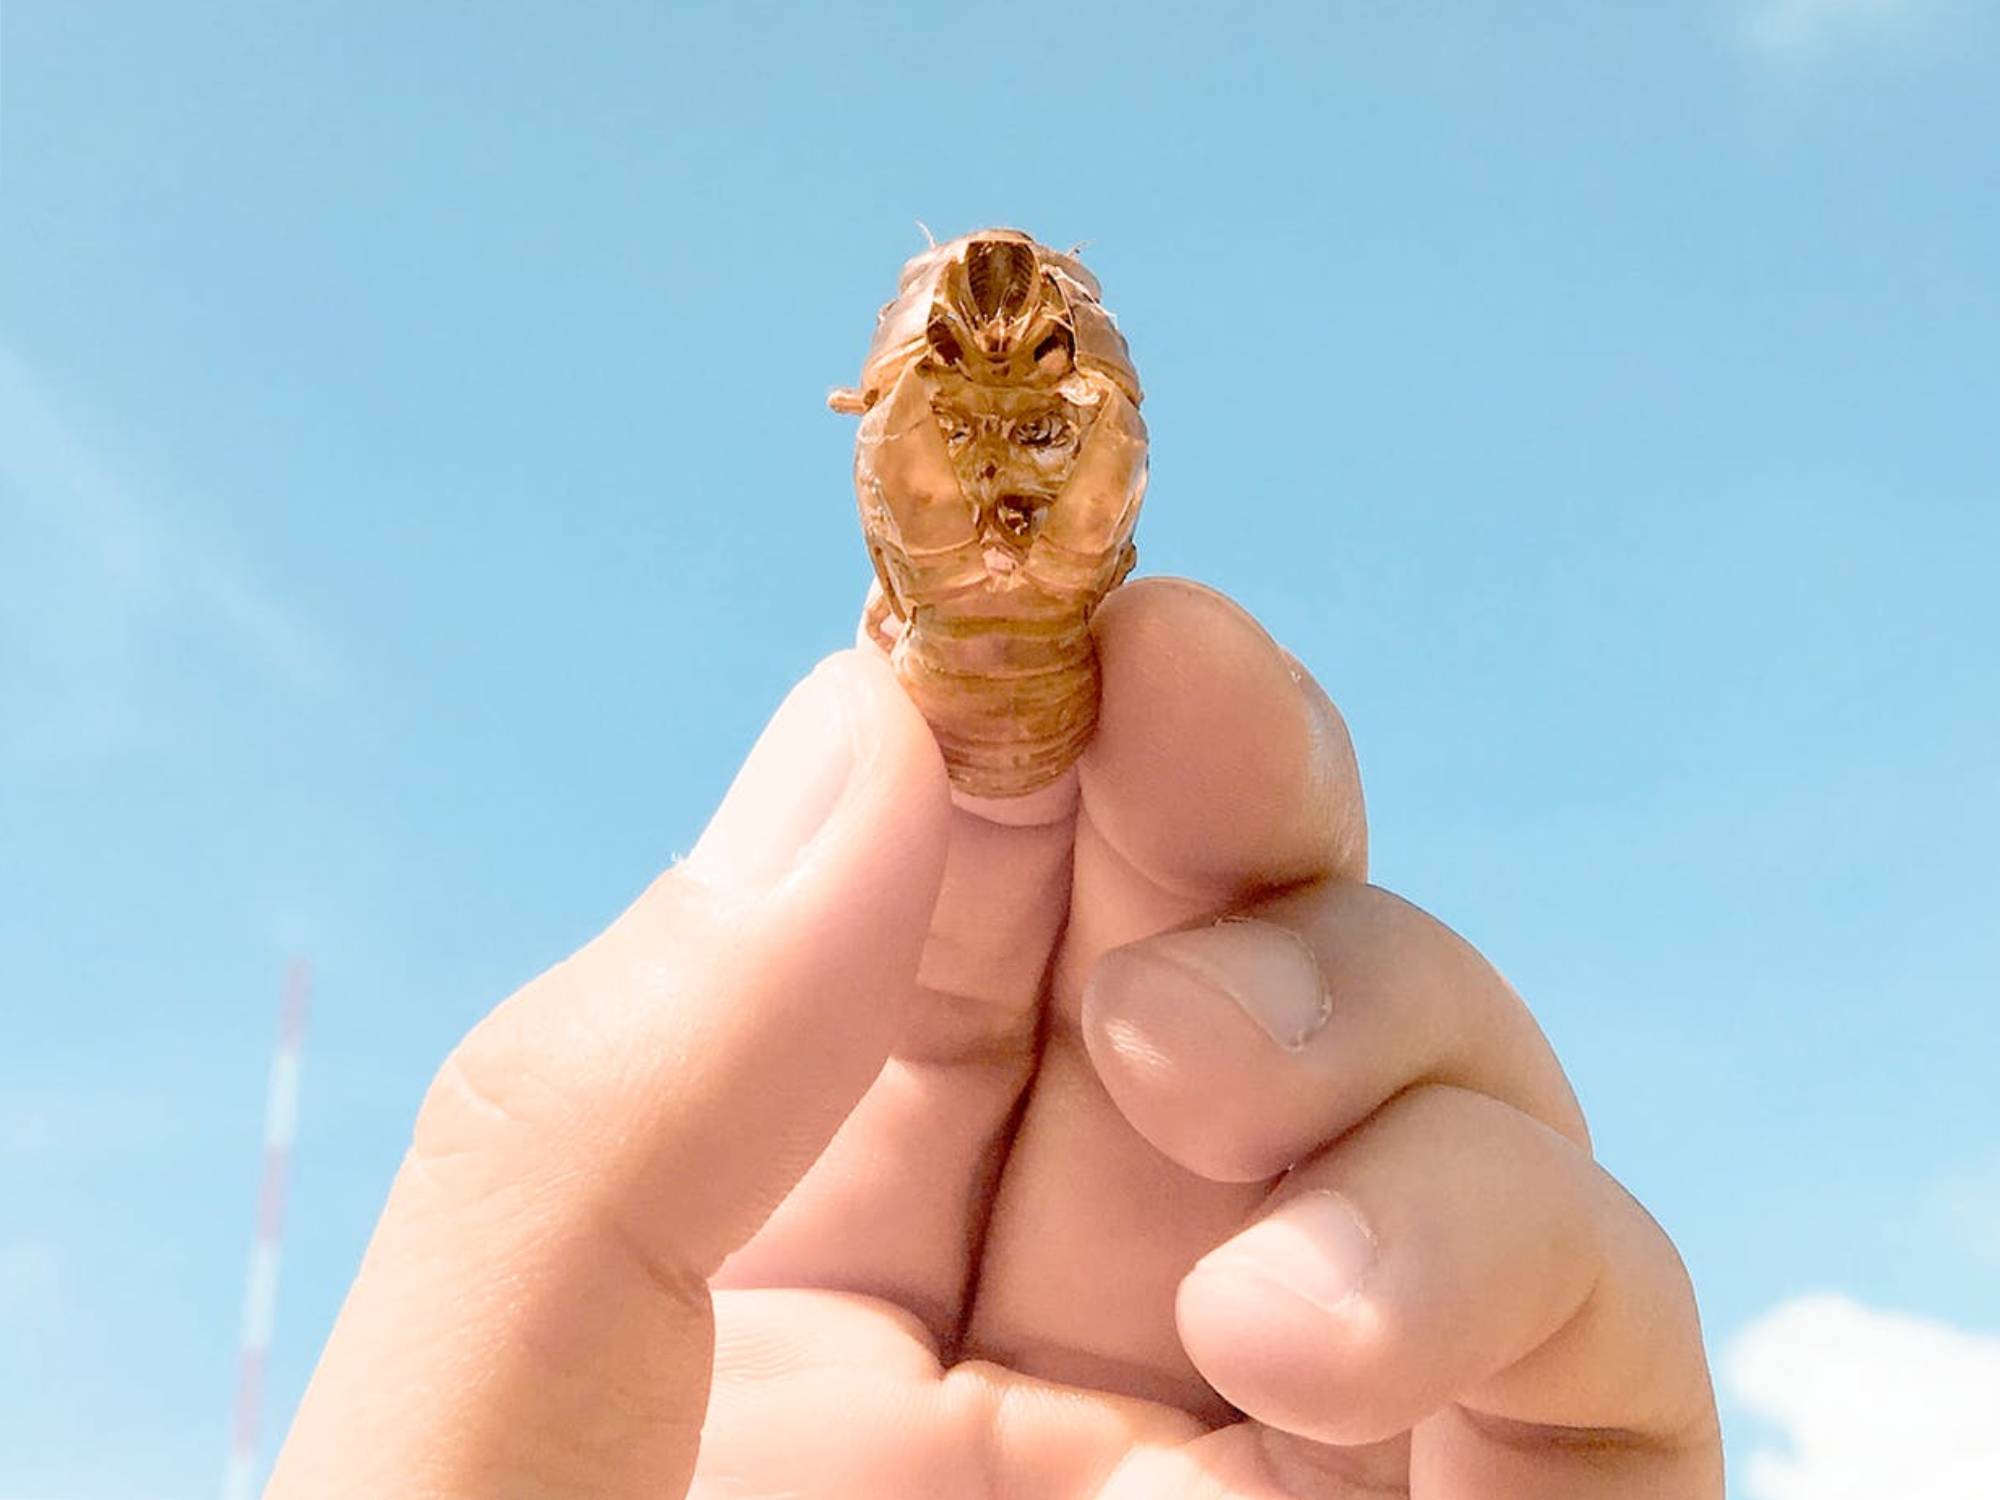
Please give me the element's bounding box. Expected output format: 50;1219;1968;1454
223;958;310;1500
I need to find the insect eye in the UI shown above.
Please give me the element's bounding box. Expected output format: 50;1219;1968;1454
1014;414;1070;448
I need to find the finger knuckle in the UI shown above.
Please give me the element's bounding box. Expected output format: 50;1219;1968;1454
407;961;605;1182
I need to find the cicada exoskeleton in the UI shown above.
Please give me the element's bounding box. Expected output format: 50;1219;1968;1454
830;229;1148;798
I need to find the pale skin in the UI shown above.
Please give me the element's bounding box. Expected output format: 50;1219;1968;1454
269;579;1724;1499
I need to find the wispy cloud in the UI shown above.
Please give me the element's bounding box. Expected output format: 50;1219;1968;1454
0;348;339;760
1744;0;1944;60
1738;0;1919;58
1727;1294;2000;1498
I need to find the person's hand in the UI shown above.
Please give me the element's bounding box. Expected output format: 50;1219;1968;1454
270;579;1723;1499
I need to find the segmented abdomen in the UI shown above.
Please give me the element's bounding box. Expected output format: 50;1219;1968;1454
892;601;1099;799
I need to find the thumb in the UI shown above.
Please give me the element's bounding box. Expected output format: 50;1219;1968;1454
269;651;950;1500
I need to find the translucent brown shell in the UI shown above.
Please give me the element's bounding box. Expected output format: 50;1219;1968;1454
830;228;1148;798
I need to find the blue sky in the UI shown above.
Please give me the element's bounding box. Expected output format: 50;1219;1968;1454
3;2;1996;1494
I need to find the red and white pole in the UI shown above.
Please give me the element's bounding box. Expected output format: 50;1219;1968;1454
223;958;310;1500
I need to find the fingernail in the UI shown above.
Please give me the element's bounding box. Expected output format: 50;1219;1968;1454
1193;1190;1377;1314
681;658;870;893
1130;918;1331;1051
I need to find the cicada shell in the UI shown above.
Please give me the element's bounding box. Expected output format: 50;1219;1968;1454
829;228;1148;798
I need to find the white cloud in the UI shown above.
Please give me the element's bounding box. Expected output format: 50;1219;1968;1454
0;347;339;760
1727;1294;2000;1499
1738;0;1917;57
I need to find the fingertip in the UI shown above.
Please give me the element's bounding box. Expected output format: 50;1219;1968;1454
1083;579;1364;894
671;649;947;907
1080;934;1320;1184
818;647;941;777
1175;1257;1408;1449
952;769;1080;828
800;648;953;890
1096;574;1269;637
1176;1190;1440;1449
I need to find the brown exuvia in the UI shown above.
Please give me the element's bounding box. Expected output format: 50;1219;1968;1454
830;228;1148;798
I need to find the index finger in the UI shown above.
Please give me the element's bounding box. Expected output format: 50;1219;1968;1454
965;578;1369;1414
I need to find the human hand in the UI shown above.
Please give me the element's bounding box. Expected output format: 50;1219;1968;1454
270;580;1722;1498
